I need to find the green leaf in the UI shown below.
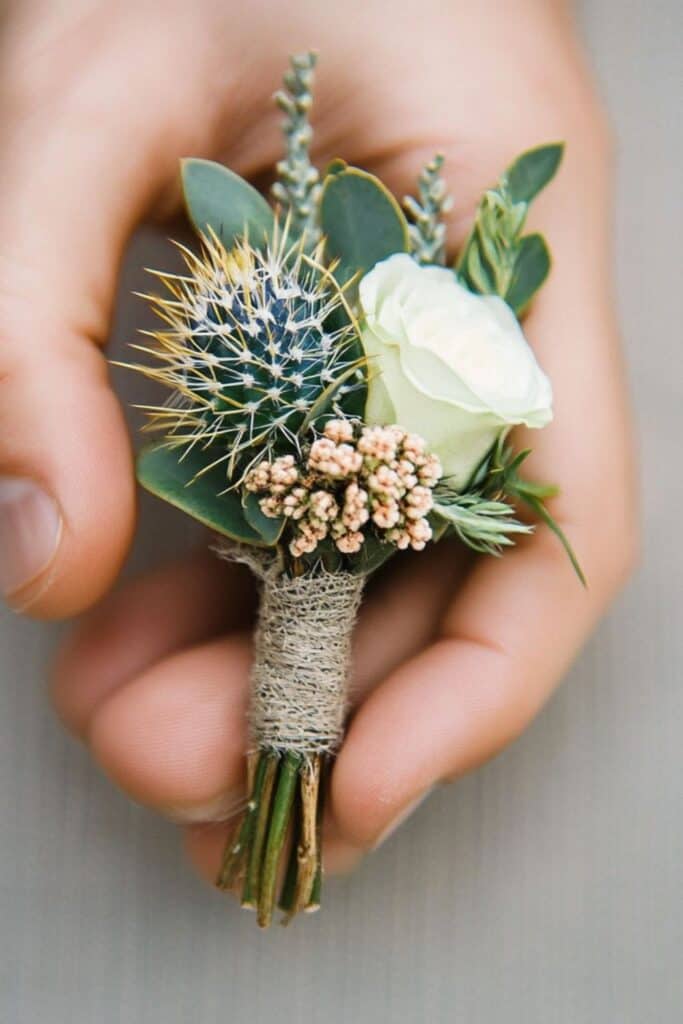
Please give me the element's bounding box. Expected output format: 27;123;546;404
504;143;564;204
320;545;344;573
325;158;348;177
428;512;451;543
349;534;397;575
457;144;562;307
299;536;344;574
299;361;367;433
505;233;551;314
320;167;410;287
242;491;285;545
513;478;559;501
137;444;265;544
464;233;496;294
181;158;274;250
519;493;586;587
432;497;532;556
470;437;584;582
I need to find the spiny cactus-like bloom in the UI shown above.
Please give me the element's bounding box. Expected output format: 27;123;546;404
131;227;363;481
245;420;442;558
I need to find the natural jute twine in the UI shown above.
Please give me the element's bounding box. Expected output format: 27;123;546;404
214;541;365;754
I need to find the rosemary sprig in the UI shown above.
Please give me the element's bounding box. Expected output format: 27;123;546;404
432;492;532;555
504;480;586;586
484;438;585;585
433;437;585;584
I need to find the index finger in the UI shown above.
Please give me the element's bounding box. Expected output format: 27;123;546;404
0;26;174;616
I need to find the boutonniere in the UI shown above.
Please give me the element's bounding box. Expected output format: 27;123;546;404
124;53;581;928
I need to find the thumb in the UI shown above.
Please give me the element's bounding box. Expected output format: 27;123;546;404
0;82;159;617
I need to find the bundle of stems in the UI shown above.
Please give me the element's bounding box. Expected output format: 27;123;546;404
217;750;328;927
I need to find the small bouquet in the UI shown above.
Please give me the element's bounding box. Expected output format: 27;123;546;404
127;54;581;927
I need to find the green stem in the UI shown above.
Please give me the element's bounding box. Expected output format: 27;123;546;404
257;752;301;928
217;752;267;890
307;754;328;912
277;796;301;917
291;756;320;914
307;862;322;913
241;752;279;908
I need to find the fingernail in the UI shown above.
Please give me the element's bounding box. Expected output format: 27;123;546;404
163;791;243;825
373;787;434;851
0;477;62;601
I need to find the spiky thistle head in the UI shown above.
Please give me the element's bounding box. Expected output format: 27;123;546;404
129;225;365;484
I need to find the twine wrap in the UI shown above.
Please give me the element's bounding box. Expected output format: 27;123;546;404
214;542;365;754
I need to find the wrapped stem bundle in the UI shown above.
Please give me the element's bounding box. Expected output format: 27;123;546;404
215;548;364;923
126;52;581;927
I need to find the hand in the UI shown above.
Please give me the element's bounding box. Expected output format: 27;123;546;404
1;0;637;879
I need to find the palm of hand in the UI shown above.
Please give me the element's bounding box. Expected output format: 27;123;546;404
0;1;635;881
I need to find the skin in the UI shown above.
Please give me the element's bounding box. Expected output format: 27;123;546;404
0;0;638;883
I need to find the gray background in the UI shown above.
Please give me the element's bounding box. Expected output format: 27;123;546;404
1;3;681;1021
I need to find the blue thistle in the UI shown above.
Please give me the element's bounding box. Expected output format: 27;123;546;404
131;228;364;482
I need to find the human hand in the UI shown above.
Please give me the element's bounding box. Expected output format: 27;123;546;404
0;0;636;879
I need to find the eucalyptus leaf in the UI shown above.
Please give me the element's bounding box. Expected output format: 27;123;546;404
299;361;366;433
325;158;348;177
242;491;285;545
465;236;495;294
504;143;564;204
349;534;397;575
181;158;274;250
137;444;265;544
505;233;551;314
320;167;410;287
320;546;344;573
457;144;562;309
299;537;344;574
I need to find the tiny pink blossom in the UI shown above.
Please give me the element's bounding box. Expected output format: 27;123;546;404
358;425;399;462
245;419;439;560
416;453;443;487
335;531;364;554
396;459;418;490
372;501;401;529
407;517;432;550
324;419;355;444
270;454;299;488
260;495;283;518
245;463;272;492
386;527;411;550
402;433;427;459
367;464;400;496
309;490;338;523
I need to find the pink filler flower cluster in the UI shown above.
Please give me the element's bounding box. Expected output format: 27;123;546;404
245;419;442;559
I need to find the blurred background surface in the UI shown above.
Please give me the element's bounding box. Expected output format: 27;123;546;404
0;2;681;1021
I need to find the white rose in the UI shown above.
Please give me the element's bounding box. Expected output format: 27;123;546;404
359;253;553;486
